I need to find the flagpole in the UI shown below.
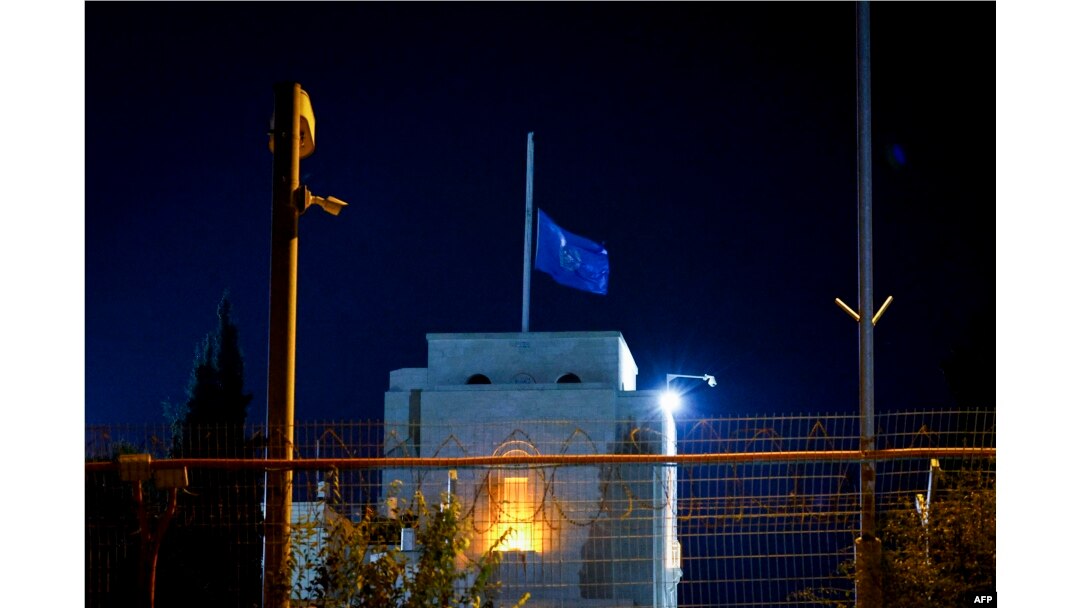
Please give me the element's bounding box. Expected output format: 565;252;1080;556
522;132;535;333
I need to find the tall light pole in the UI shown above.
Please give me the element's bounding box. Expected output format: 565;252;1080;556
264;82;347;608
853;4;884;607
829;4;888;606
656;372;714;607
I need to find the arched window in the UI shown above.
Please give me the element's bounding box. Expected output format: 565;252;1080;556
556;373;582;384
466;374;492;385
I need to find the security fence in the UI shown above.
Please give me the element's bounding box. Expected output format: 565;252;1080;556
85;410;995;607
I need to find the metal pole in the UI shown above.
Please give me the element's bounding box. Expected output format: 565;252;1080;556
264;81;302;608
854;3;882;607
522;132;535;333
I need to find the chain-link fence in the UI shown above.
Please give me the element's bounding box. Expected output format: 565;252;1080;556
86;410;995;607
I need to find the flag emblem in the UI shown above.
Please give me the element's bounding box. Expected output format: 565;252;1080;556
535;209;609;295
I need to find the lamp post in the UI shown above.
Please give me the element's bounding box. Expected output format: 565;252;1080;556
263;82;348;608
655;373;714;607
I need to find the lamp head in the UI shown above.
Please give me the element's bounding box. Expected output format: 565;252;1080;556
705;374;717;388
268;85;316;159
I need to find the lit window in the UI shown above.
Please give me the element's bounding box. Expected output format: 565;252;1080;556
495;476;536;552
490;443;543;553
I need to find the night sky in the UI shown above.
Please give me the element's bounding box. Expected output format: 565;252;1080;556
84;2;995;427
7;2;1078;604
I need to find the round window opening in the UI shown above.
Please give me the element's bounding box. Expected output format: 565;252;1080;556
556;373;582;384
466;374;492;385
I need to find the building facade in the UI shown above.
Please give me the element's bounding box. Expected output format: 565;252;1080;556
384;332;681;607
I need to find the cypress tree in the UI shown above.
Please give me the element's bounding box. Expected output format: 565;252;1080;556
159;293;263;607
171;294;253;458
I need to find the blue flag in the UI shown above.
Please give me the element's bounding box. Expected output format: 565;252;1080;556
535;209;609;295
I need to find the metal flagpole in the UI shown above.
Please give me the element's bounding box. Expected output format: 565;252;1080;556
522;132;535;333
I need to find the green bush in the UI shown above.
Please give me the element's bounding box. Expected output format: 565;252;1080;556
291;474;529;608
792;468;995;606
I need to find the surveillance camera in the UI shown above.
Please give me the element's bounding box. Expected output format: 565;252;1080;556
705;375;717;388
296;187;347;216
312;195;348;216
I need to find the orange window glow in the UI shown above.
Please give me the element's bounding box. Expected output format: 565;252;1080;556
495;476;537;552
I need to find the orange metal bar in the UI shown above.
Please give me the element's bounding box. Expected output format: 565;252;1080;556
85;447;995;472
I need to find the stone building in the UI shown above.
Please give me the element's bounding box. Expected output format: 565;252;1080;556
384;331;681;607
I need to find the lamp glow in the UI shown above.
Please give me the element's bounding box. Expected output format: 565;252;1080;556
660;390;681;412
662;373;717;413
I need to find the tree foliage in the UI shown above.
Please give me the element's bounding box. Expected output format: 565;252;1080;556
875;469;995;605
157;293;264;608
792;467;996;606
169;293;253;458
293;475;529;608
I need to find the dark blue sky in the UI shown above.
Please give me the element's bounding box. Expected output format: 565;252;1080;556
84;3;995;426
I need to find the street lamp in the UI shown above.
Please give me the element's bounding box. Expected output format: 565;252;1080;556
661;373;717;412
655;373;714;607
